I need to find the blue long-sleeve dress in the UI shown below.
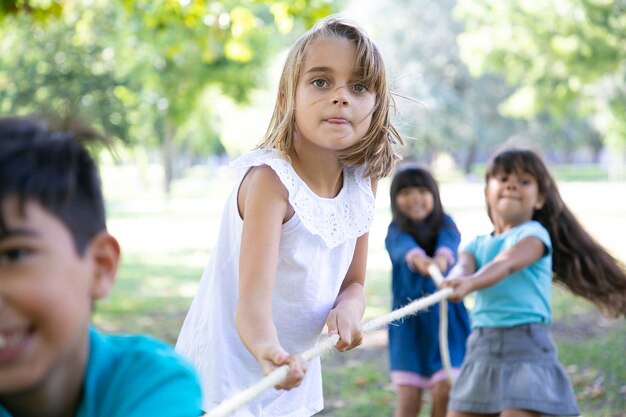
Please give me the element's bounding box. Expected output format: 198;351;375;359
385;214;471;388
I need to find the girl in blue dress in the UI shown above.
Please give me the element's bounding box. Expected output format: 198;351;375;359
385;165;471;417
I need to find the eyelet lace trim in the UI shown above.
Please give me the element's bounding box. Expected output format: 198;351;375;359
231;149;375;248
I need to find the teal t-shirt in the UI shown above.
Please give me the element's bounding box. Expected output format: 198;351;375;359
1;327;202;416
464;220;553;328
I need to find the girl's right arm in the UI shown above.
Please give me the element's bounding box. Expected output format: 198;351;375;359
235;165;306;390
385;223;422;264
385;223;434;274
431;215;461;274
443;236;545;302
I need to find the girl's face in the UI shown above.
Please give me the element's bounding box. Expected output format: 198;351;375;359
485;169;545;227
395;186;434;222
293;37;376;154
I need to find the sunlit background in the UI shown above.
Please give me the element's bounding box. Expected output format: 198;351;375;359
1;1;625;414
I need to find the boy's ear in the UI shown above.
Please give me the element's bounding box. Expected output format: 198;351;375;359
88;231;120;300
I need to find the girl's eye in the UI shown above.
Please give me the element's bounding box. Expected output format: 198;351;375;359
312;79;328;88
351;84;368;93
0;248;30;265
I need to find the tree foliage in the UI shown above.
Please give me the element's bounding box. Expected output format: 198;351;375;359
0;0;338;191
0;3;136;140
455;0;626;148
350;0;528;170
1;0;334;131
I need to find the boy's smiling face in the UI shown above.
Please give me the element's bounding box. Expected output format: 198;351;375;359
0;197;118;397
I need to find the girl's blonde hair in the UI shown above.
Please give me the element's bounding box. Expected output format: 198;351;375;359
486;148;626;318
258;15;402;179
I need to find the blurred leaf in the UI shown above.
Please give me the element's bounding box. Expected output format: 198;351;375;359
455;0;626;147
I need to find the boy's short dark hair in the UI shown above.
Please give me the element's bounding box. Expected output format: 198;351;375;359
0;116;107;255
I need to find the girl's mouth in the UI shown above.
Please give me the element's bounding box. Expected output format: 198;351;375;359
325;118;349;124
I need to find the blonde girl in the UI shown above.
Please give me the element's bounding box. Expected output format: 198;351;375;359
443;148;626;417
176;16;402;416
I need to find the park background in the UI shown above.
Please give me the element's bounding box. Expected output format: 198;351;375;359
1;0;625;415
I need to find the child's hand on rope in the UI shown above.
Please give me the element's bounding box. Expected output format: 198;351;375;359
411;254;433;276
326;302;363;352
441;277;473;302
413;255;448;278
257;346;307;390
432;255;449;277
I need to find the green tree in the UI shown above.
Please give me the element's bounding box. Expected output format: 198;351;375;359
0;0;338;193
455;0;626;151
348;0;529;173
118;0;335;192
0;3;139;141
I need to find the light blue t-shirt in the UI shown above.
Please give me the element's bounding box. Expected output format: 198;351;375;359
1;327;202;417
464;220;553;328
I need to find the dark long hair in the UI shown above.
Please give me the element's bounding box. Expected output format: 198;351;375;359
486;148;626;317
389;165;444;255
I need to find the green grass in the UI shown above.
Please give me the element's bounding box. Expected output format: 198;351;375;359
559;322;626;415
94;163;626;416
320;358;395;416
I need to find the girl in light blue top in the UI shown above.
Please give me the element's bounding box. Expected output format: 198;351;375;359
442;148;626;417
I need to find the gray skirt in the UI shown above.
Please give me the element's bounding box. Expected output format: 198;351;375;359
448;324;580;416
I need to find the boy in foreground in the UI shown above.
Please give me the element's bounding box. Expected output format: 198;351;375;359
0;116;202;417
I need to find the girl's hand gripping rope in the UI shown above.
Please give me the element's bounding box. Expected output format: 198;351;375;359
440;277;473;302
257;345;307;390
427;264;445;287
326;301;364;352
205;287;454;417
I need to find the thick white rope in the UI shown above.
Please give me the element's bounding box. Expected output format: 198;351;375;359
205;286;453;417
427;264;454;384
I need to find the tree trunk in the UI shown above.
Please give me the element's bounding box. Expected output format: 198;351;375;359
463;141;477;176
163;123;175;198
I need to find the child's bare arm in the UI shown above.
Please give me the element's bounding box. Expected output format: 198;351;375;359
235;165;305;390
327;232;368;352
326;178;377;352
443;236;545;301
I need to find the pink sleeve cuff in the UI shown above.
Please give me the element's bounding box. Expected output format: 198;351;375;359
435;247;455;267
405;247;426;272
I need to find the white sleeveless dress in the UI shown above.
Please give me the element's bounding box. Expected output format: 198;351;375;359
175;149;375;416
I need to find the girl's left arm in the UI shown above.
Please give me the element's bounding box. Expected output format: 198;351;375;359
327;231;368;352
325;178;378;352
443;236;545;301
432;215;461;273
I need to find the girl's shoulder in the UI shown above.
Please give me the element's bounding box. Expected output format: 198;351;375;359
441;212;458;227
230;148;290;175
230;149;375;248
507;220;549;240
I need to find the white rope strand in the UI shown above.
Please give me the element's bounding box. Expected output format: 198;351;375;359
428;264;454;384
205;287;452;417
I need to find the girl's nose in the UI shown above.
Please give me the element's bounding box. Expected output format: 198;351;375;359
505;178;517;189
331;86;349;106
